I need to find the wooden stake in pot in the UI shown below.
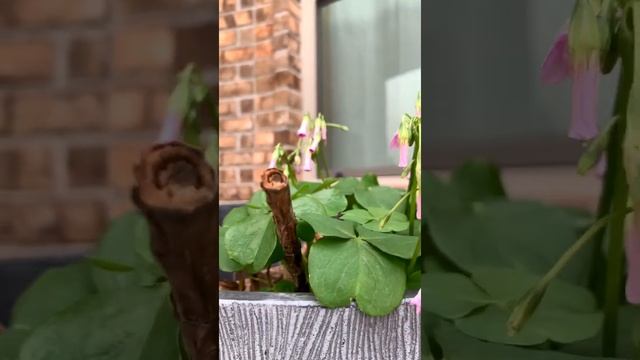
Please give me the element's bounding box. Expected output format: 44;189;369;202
260;168;309;291
132;142;218;360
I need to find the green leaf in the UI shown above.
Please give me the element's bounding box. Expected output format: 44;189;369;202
422;272;491;319
357;225;418;259
309;189;347;216
11;262;96;330
340;209;375;224
361;173;379;187
219;226;243;272
308;237;406;316
91;212;151;291
18;285;170;360
224;213;275;266
450;160;506;203
433;322;616;360
138;295;180;359
293;195;327;216
247;190;269;212
87;257;134;272
332;177;363;196
424;174;590;284
0;329;30;360
273;280;297;293
362;209;409;233
354;186;405;212
455;267;602;345
297;213;356;239
222;206;250;226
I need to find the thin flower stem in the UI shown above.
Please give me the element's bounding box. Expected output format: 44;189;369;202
379;191;412;228
407;121;421;271
602;23;634;356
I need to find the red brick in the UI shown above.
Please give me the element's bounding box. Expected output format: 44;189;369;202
240;99;254;113
221;152;252;165
256;75;274;92
58;201;105;243
19;146;53;190
240;169;253;182
108;142;149;189
219;101;237;117
150;90;170;126
221;0;237;12
255;41;273;58
221;47;254;64
67;146;107;187
220;135;237;149
175;22;217;71
113;27;174;75
238;29;252;46
107;198;134;220
13;93;103;134
255;24;273;41
240;134;253;148
219;30;237;47
239;65;253;78
254;59;273;76
220;81;253;97
252;151;269;164
69;35;109;79
0;204;60;244
258;95;273;110
0;95;9;134
220;168;237;183
273;89;301;109
0;150;18;189
240;0;253;8
219;66;237;81
0;39;54;84
220;185;253;201
15;0;106;26
255;131;274;146
107;90;146;131
234;10;252;27
256;5;273;22
221;117;252;131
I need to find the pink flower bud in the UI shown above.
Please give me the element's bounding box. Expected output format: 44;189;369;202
297;115;311;138
409;289;421;314
303;150;313;172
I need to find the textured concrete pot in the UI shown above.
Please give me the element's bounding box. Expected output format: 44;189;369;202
219;291;420;360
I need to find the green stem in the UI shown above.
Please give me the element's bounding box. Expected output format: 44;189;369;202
407;122;421;271
602;24;634;356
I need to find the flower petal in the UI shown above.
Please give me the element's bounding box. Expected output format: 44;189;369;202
541;32;571;84
398;144;409;167
157;113;181;143
569;57;599;140
409;289;421;314
390;133;400;149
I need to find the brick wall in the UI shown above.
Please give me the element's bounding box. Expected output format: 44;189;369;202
0;0;217;247
219;0;302;202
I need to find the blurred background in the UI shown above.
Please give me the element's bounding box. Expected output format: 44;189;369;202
423;0;613;211
0;0;217;323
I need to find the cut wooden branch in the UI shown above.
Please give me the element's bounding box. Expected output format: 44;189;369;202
260;168;309;291
131;141;218;360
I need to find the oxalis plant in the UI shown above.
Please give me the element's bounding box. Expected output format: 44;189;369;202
220;95;422;317
422;1;640;359
0;64;217;360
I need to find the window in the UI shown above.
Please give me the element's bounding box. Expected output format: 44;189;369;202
422;0;618;169
317;0;421;176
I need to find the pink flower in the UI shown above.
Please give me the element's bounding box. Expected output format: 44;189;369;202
541;32;571;84
303;150;313;172
416;190;421;220
626;223;640;304
541;31;599;140
297;115;311;138
157;114;181;143
398;144;409;167
268;157;277;169
390;133;400;149
409;289;421;314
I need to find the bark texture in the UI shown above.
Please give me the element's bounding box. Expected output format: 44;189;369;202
132;142;218;360
260;168;308;291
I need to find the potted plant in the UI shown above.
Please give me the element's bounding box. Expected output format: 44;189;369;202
218;98;423;359
422;1;640;358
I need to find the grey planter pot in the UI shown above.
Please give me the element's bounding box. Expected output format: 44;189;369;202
219;291;420;360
